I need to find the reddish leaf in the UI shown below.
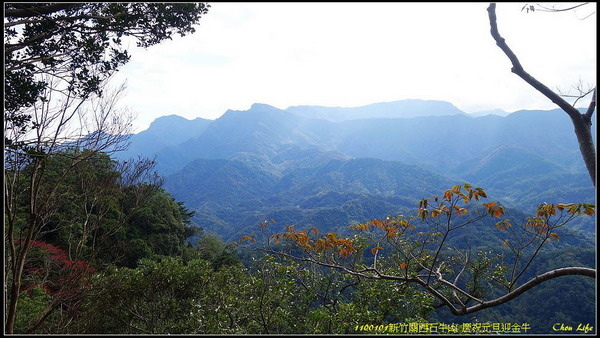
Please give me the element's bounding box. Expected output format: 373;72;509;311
371;246;383;255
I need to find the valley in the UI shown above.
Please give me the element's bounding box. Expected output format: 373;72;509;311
115;100;596;238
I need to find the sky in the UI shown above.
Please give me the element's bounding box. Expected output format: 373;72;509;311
109;2;597;133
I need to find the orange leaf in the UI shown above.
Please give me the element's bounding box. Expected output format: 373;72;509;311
400;262;408;269
493;207;504;218
583;204;596;215
495;219;511;231
371;246;383;255
239;235;255;243
483;202;498;209
386;228;397;239
476;188;487;198
443;190;453;201
567;204;580;214
418;208;429;221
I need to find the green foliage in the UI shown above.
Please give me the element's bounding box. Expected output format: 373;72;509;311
75;254;434;334
77;256;295;334
17;151;194;269
303;277;434;334
6;96;595;334
38;152;124;252
89;184;198;268
196;233;241;269
122;192;188;261
256;184;595;333
5;3;210;136
9;160;594;334
7;150;208;333
80;257;216;333
14;287;52;333
165;156;452;241
430;247;596;333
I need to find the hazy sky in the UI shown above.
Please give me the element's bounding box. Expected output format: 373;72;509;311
110;2;597;132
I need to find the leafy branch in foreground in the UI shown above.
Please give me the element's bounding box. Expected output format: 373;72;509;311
4;4;210;334
240;184;595;316
5;3;210;138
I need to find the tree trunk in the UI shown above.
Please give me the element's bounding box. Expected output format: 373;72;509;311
6;232;33;334
5;159;43;334
487;2;596;187
571;113;596;187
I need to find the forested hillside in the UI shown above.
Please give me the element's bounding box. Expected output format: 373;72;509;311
7;99;596;334
113;102;595;236
116;100;596;334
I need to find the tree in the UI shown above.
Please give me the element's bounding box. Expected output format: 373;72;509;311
100;186;198;268
74;253;433;334
4;3;210;333
5;150;164;333
79;257;219;334
486;3;596;187
5;3;210;136
255;254;433;334
14;240;97;333
75;257;296;334
196;233;241;270
4;86;133;333
245;185;595;319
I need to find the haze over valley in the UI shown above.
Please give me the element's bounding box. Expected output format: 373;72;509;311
114;99;596;239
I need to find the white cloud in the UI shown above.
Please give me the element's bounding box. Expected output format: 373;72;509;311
110;2;597;132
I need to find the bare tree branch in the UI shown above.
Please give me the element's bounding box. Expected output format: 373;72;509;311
3;77;135;333
585;88;597;120
488;4;581;119
487;2;596;187
526;3;591;13
249;184;597;319
462;267;595;314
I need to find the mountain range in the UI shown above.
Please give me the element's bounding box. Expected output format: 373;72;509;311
113;99;596;239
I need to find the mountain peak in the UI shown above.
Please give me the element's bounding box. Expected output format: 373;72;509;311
219;103;286;122
149;114;188;127
470;109;510;117
250;103;280;111
286;99;466;122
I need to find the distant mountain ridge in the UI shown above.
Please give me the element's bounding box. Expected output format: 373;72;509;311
469;108;510;117
119;115;212;162
117;102;593;175
286;99;467;121
105;99;595;332
111;99;595;237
